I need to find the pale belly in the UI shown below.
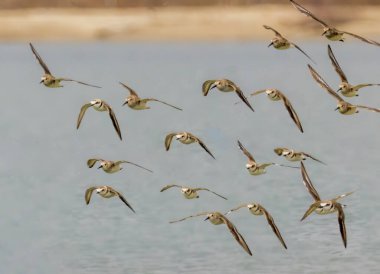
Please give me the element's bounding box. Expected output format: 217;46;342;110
180;139;195;145
274;44;291;50
218;87;234;92
285;154;304;161
340;106;357;115
99;192;116;199
326;33;344;41
130;102;149;110
209;218;224;225
93;105;108;112
248;167;266;175
315;203;337;215
44;80;62;88
341;88;358;97
183;192;198;199
104;166;121;173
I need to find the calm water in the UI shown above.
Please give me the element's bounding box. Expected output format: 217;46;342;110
1;42;380;273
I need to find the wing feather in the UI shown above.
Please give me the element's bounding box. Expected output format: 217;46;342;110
259;205;287;249
301;162;321;201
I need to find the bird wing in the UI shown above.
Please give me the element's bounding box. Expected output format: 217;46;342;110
290;0;329;27
277;91;304;133
191;134;216;159
141;98;183;111
84;187;97;205
291;42;316;64
220;214;253;256
116;160;153;173
104;102;122;140
237;140;256;162
335;203;347;248
87;158;102;168
76;103;92;129
58;78;101;88
202;80;217;96
353;83;380;90
259;204;287;249
263;25;283;37
303;152;326;165
193;188;227;200
308;64;344;102
327;45;348;83
332;191;354;202
231;84;255;112
301;162;321;201
341;31;380;47
164;133;177;151
119;82;139;96
250;89;267;97
300;202;319;221
169;212;210;223
160;184;183;192
355;105;380;113
29;42;51;75
115;191;136;213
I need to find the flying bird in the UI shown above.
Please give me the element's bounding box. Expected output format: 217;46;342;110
300;162;353;248
290;0;380;46
77;99;122;140
327;45;380;97
308;64;380;114
120;82;182;110
274;147;325;165
263;25;315;63
202;79;254;112
29;43;101;88
170;211;252;256
87;158;153;173
160;184;227;200
226;202;287;249
165;131;215;159
85;186;135;213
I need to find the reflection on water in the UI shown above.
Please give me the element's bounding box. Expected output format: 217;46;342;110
0;42;379;273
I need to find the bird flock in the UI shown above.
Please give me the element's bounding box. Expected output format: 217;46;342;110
27;0;380;257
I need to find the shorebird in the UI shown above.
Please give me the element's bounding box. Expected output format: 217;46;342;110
85;186;135;213
290;0;380;46
274;147;325;164
119;82;182;111
308;64;380;114
300;162;353;248
165;131;215;159
327;45;380;97
160;184;227;200
87;158;153;173
29;43;101;88
238;140;298;175
202;79;254;112
77;99;122;140
226;202;287;249
264;25;315;63
170;211;252;256
249;88;304;133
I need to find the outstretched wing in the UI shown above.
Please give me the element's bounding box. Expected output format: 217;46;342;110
141;98;182;111
191;134;216;159
290;0;329;28
202;80;217;96
342;31;380;47
77;103;92;129
300;202;319;221
291;42;316;64
303;152;326;165
263;25;283;37
301;162;321;201
84;187;97;205
277;91;304;133
308;64;344;101
327;45;348;83
104;102;122;140
333;192;354;202
231;84;255;112
220;214;253;256
353;83;380;90
193;188;227;200
160;184;183;192
58;78;101;88
87;158;102;168
335;203;347;248
116;160;153;173
29;42;51;74
119;82;139;96
355;105;380;113
115;191;136;213
225;204;249;215
164;133;177;151
237;140;256;162
169;212;210;223
259;205;287;249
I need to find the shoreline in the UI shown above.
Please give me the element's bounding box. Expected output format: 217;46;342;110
1;6;380;41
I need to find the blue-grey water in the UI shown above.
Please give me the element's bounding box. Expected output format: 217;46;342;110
1;42;380;273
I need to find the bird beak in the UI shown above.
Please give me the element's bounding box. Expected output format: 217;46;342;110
267;42;273;48
337;88;342;92
97;165;102;169
39;80;44;84
204;216;210;221
334;107;339;111
122;101;128;106
210;84;216;90
322;31;327;36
